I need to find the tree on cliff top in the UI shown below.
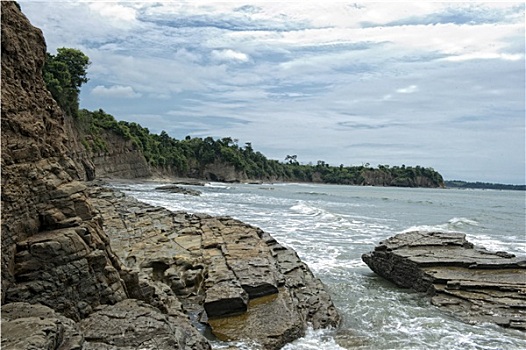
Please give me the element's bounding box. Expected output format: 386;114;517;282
43;47;90;117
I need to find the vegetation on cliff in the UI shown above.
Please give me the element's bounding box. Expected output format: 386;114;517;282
71;108;444;187
43;47;89;117
43;48;444;187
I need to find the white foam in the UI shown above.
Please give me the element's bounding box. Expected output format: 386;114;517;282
448;217;479;227
281;327;345;350
204;182;231;189
289;201;323;216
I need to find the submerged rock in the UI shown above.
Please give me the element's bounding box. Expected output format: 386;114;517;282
362;231;526;330
155;184;202;196
89;184;340;349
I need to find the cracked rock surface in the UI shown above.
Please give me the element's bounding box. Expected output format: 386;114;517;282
89;184;340;349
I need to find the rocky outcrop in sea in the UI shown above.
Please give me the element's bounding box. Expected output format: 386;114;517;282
362;231;526;330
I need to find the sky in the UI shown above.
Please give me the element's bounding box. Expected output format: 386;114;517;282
18;1;525;184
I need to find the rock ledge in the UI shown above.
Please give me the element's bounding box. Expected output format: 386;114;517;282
362;231;526;330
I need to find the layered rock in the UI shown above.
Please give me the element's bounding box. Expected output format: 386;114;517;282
90;130;151;179
1;1;127;315
1;302;84;350
362;231;526;330
89;184;340;349
2;3;338;349
1;3;210;349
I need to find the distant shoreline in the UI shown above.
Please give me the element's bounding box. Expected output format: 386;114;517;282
444;180;525;191
99;176;525;191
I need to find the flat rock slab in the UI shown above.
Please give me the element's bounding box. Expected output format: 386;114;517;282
362;231;526;330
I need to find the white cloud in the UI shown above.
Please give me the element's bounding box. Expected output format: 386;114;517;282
396;85;419;94
88;2;137;24
211;49;250;63
443;52;524;62
91;85;142;99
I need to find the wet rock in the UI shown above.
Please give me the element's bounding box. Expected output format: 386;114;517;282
89;184;340;349
362;231;526;330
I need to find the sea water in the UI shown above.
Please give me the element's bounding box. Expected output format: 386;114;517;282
110;181;526;350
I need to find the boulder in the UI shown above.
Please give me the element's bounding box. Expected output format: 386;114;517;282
362;231;526;330
80;299;211;350
1;302;84;350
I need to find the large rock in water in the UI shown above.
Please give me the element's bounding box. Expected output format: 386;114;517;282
362;231;526;330
88;184;341;349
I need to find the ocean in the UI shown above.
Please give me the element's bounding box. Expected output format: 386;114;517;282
110;181;526;350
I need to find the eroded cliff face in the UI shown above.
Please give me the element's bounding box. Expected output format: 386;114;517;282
89;130;151;179
0;1;127;315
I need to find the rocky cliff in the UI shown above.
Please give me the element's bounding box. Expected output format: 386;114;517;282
89;130;151;179
1;3;340;349
1;2;210;349
0;1;120;309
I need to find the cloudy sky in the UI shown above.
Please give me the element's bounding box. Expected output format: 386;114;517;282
19;1;525;184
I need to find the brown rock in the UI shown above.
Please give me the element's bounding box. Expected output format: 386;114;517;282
88;184;341;349
80;299;211;350
1;302;84;350
362;231;526;330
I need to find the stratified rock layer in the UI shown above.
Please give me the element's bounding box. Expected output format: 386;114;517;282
1;3;210;350
1;1;127;317
362;231;526;330
89;184;340;349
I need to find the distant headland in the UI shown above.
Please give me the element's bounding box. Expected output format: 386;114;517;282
444;180;525;191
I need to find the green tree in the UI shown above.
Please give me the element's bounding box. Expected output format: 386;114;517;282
43;48;90;116
55;48;90;92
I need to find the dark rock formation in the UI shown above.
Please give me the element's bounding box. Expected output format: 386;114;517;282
155;184;202;196
362;231;526;330
89;184;340;349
